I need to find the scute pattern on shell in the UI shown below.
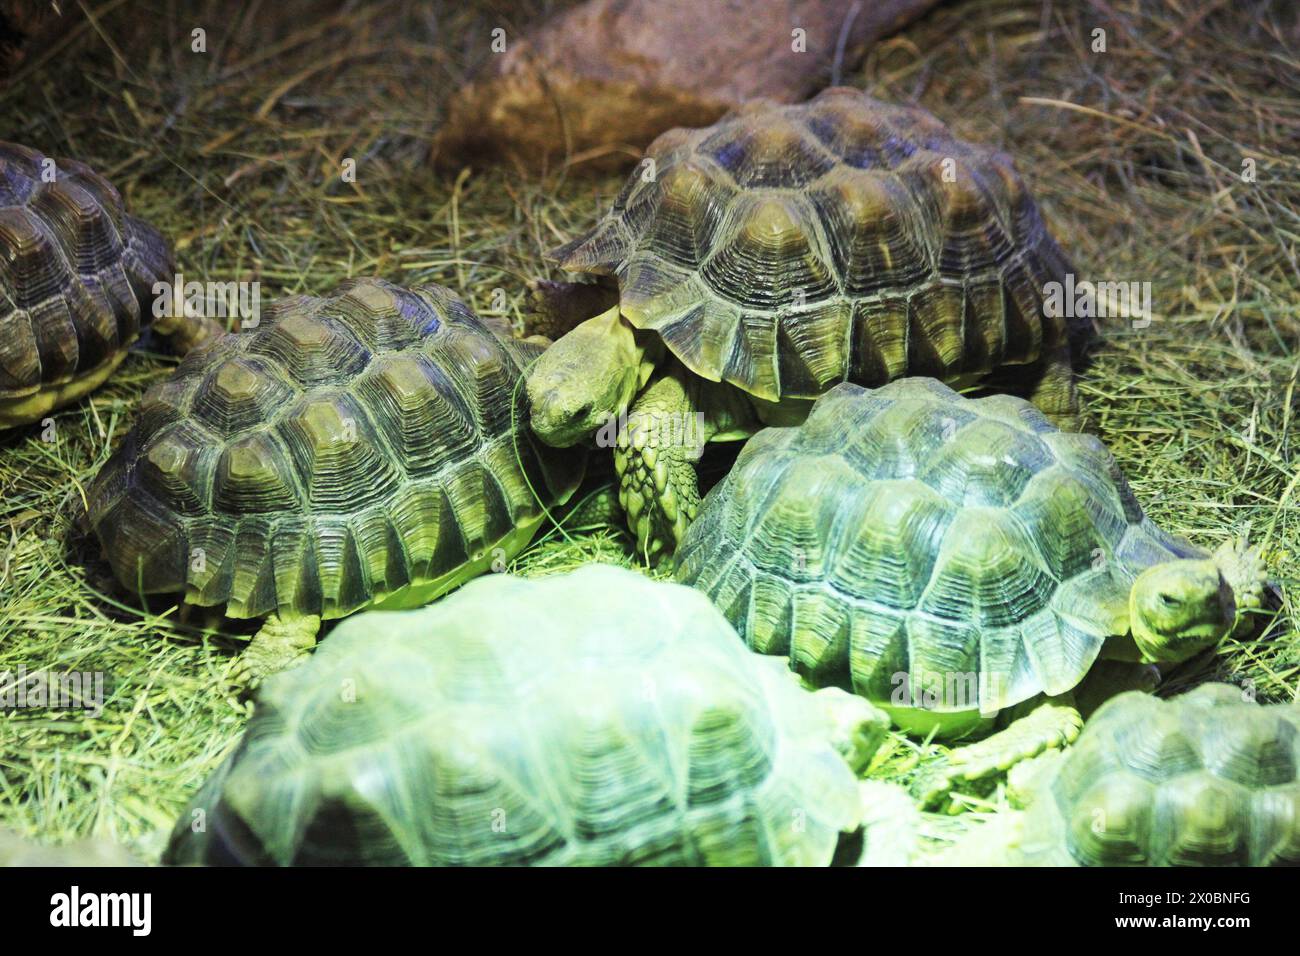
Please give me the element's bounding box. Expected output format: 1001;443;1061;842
0;142;172;401
550;88;1076;401
164;566;861;866
676;378;1200;715
1020;685;1300;866
88;278;581;622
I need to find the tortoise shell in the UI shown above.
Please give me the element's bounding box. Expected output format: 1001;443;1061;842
675;378;1200;717
0;828;139;867
88;278;582;623
0;142;173;426
164;565;862;866
1018;684;1300;866
550;87;1076;402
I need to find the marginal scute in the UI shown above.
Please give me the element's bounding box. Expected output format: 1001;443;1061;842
88;278;580;622
907;284;965;377
848;296;909;383
440;458;512;561
776;299;850;394
385;482;462;583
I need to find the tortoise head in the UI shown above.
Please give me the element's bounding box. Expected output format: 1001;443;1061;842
526;306;658;447
1129;558;1236;663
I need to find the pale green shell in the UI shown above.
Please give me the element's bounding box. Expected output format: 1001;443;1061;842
677;378;1200;716
164;565;861;866
1019;684;1300;866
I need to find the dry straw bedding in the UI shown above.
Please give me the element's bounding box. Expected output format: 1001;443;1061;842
0;0;1296;858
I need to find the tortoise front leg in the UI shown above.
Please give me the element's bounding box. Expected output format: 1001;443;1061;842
229;612;320;690
808;685;890;776
615;369;710;564
1213;538;1268;638
153;311;227;354
1026;345;1083;431
614;367;755;563
983;343;1083;430
916;696;1084;809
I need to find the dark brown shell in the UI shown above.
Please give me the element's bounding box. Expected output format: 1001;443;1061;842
551;88;1077;401
88;278;583;622
0;142;172;415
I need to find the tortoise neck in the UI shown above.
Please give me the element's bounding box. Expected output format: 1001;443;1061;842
1098;630;1145;663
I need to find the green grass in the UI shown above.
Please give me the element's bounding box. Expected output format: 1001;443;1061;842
1;0;1297;862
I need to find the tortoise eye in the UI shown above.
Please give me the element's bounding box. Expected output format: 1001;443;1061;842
1160;593;1179;606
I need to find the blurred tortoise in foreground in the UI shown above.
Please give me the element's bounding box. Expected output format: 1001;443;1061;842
675;379;1267;803
0;142;219;428
165;565;909;867
0;828;140;866
936;685;1300;866
88;278;583;684
525;88;1084;561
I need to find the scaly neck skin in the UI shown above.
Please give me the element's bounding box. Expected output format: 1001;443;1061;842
577;307;660;396
1098;630;1146;663
628;325;663;392
673;361;759;443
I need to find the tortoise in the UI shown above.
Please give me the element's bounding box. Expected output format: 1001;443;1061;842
675;378;1268;801
164;564;904;867
936;684;1300;866
87;277;584;683
0;141;219;428
524;87;1084;561
0;828;140;867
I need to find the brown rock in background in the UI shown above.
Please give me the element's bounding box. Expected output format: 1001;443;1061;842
434;0;942;172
